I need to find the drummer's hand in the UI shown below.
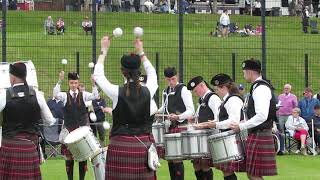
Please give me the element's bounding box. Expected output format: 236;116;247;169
59;71;64;81
169;114;179;121
102;107;113;115
230;121;240;133
187;116;194;123
101;36;110;54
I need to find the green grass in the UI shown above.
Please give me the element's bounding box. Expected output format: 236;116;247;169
41;155;320;180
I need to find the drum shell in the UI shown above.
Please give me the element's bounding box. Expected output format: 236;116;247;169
164;133;183;160
208;130;245;164
181;130;211;159
152;123;164;145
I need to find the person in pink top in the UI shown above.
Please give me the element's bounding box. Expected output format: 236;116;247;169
277;83;298;154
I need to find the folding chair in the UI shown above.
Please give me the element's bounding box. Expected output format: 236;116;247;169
285;130;317;155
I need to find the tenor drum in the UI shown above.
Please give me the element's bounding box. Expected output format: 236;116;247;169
64;126;101;162
181;130;211;159
152;122;164;145
164;133;183;160
0;61;39;89
208;130;245;164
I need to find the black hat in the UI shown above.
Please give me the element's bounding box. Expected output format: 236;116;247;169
9;62;27;79
68;72;79;80
242;59;261;72
139;74;147;83
164;67;177;78
121;54;141;70
187;76;204;90
211;73;232;86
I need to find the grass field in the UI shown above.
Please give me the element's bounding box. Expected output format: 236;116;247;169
40;155;320;180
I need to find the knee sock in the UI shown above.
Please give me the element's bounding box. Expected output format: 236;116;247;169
79;161;87;180
168;162;176;180
203;169;213;180
224;173;237;180
194;170;203;180
174;162;184;180
65;160;74;180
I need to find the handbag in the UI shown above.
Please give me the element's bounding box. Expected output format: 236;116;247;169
135;136;161;171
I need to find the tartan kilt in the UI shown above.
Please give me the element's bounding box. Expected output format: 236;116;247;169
192;158;213;168
246;129;277;176
214;160;246;173
105;134;157;180
0;134;41;180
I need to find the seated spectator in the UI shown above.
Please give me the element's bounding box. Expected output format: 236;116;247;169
285;108;309;155
255;24;262;35
111;0;121;12
44;16;55;35
56;17;65;35
313;105;320;151
82;16;92;35
144;0;154;13
160;0;169;13
244;24;255;35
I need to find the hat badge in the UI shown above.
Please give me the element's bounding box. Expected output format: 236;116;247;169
242;63;246;68
139;76;144;81
214;80;219;85
190;82;195;87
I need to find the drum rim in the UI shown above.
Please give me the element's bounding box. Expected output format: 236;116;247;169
208;130;236;139
64;126;91;144
181;129;209;135
164;133;182;137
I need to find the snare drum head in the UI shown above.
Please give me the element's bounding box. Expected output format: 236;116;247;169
64;126;91;144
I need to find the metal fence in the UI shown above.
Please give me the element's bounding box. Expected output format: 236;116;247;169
1;0;320;103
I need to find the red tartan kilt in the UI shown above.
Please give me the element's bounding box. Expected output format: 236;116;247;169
0;134;41;180
192;158;213;167
246;129;277;176
214;160;246;173
105;134;156;180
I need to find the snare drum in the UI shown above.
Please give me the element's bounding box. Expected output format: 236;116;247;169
152;122;165;145
181;130;211;159
0;61;39;89
208;130;245;164
164;133;183;160
64;126;101;162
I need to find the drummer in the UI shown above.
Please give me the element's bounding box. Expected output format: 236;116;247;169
53;71;98;180
0;62;55;179
230;59;277;179
186;76;222;180
94;36;158;179
158;67;194;180
195;73;245;180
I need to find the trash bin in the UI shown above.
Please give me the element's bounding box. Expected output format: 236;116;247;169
272;7;280;16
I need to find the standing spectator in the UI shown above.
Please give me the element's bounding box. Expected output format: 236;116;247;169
277;83;298;154
298;87;320;130
82;16;93;35
44;16;55;35
56;17;65;35
91;94;107;146
111;0;121;12
302;6;310;33
254;0;261;16
285;108;309;155
219;9;230;38
312;105;320;151
134;0;141;12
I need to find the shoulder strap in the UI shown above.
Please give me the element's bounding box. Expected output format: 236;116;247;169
249;79;273;95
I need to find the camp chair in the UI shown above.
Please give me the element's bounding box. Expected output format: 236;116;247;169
310;20;319;34
285;130;317;155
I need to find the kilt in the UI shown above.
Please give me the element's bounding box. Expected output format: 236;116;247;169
0;134;41;180
215;160;246;173
105;134;156;180
192;158;213;168
246;129;277;176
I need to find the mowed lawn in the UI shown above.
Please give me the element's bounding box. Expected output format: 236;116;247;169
41;155;320;180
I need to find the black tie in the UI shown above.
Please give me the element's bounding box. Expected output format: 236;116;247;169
73;93;77;102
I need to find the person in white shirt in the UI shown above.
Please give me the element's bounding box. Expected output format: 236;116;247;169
158;66;194;180
0;62;55;179
186;76;221;180
82;16;93;35
219;9;230;38
53;71;98;180
230;59;277;179
285;107;309;155
94;36;158;179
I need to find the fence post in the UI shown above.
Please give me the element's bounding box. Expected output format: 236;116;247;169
261;0;267;79
178;0;184;83
155;52;160;107
92;1;97;64
76;52;80;75
304;54;309;88
232;53;236;81
2;0;7;62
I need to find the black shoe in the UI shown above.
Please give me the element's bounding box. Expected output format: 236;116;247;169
277;151;284;155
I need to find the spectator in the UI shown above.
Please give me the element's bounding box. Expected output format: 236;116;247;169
238;83;247;99
277;83;298;155
302;6;310;33
44;16;55;35
313;105;320;152
255;24;262;35
160;0;169;13
82;16;93;35
298;87;320;123
144;0;154;13
285;108;309;155
219;9;230;38
56;17;65;35
91;94;108;146
254;0;261;16
244;24;255;35
134;0;141;12
111;0;121;12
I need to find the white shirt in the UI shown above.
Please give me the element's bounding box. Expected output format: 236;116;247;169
53;84;99;106
93;57;159;116
239;76;271;131
158;83;195;122
195;90;222;122
216;93;243;130
219;13;230;26
285;115;309;136
0;83;55;126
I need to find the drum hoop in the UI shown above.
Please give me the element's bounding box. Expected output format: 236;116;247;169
208;130;236;140
164;133;182;138
64;127;91;144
